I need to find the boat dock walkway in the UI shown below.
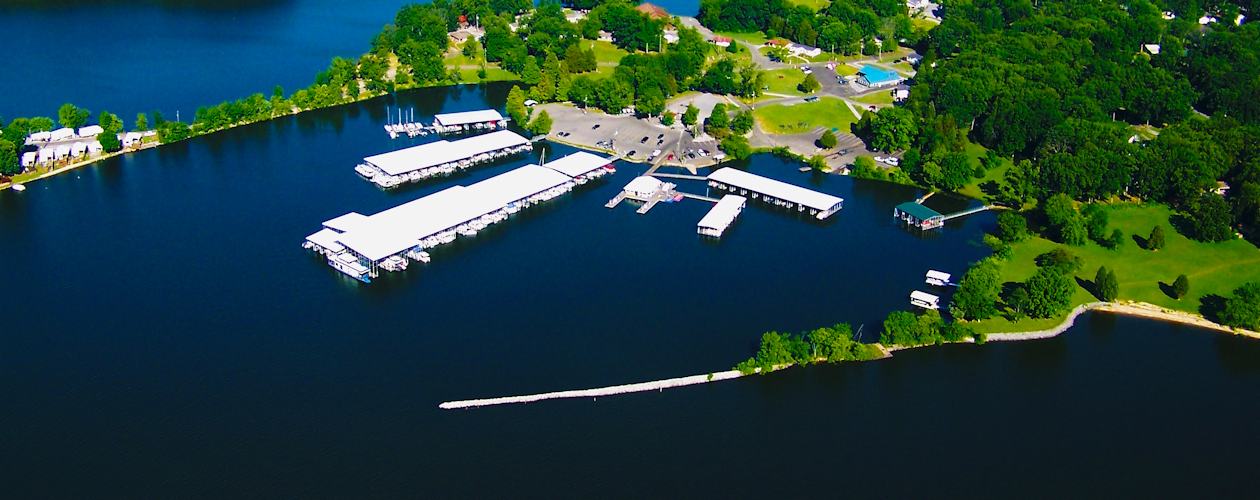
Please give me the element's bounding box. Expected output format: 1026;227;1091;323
439;370;748;410
652;173;707;181
943;205;991;220
605;192;627;208
916;192;936;203
679;192;720;203
636;192;669;214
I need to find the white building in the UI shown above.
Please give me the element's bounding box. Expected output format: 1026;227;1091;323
88;141;103;154
622;176;672;200
788;43;822;58
21;151;36;168
122;132;143;147
707;167;844;220
54;144;71;160
1143;43;1161;55
696;195;746;238
37;148;55;164
26;131;52;145
50;128;75;142
71;142;88;157
77;125;104;138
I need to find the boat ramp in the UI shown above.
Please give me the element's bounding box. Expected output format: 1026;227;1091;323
306;152;616;283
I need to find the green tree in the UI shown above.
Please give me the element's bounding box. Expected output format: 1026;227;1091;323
706;103;729;130
682;103;699;127
97;111;123;152
731;110;753;134
527;109;553;135
719;135;752;160
520;56;543;85
661;110;676;126
951;258;1002;320
798;73;821;93
1185;193;1235;242
58;103;90;130
0;138;17;176
1147;225;1165;250
867;107;916;152
1104;228;1125;249
1221;282;1260;330
1024;267;1074;318
1082;204;1109;242
807;154;827;172
996;211;1028;242
1044;193;1086;245
1095;266;1118;301
635;85;666;117
135;113;149;131
506;85;529;126
568;76;596;107
818;129;838;149
1172;274;1190;299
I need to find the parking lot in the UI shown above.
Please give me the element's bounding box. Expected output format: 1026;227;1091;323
539;103;721;168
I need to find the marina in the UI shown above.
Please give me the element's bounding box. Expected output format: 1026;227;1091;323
309;152;616;282
432;109;508;134
696;195;746;238
356;130;533;189
383;106;430;139
707;168;844;220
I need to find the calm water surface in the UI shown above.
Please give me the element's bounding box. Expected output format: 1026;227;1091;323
1;83;1258;496
0;0;702;120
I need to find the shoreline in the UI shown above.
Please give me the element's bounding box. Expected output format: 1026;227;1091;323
439;302;1258;410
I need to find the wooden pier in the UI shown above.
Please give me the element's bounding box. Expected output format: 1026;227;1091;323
943;205;991;220
605;192;627;208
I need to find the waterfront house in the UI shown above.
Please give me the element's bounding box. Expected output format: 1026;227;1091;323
122;132;143;148
77;125;104;138
54;144;71;160
50;128;75;142
711;36;732;48
663;30;679;43
21;151;36;168
88;141;103;154
71;142;88;157
37;148;55;164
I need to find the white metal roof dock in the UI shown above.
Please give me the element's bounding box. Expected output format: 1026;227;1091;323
541;151;613;177
363;130;529;176
707;168;843;219
314;165;573;262
433;109;505;127
697;195;746;238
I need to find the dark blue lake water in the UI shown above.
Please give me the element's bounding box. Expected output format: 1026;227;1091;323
0;0;702;121
3;1;1260;495
2;83;1258;496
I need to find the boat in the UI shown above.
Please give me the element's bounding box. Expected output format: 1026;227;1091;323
328;253;371;283
407;249;432;263
457;226;477;237
355;164;377;178
11;184;26;192
381;255;409;272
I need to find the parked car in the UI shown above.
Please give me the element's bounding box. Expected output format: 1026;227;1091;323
592;124;601;129
804;96;820;103
627;150;637;157
640;136;649;143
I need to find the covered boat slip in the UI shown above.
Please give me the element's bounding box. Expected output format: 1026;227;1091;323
697;195;746;238
894;202;944;230
540;151;614;178
306;153;612;281
361;130;530;177
706;168;844;220
432;109;506;133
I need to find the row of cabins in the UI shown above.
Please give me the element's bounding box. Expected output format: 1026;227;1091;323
21;127;155;168
308;152;616;283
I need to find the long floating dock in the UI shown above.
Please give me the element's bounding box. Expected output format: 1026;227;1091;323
356;130;533;189
439;370;747;410
707;168;843;219
697;194;746;237
307;152;616;283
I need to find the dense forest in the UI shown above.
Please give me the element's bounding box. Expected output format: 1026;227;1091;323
879;0;1260;240
699;0;921;53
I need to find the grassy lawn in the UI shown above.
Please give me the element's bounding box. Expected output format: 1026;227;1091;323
762;68;806;95
955;141;1014;201
911;17;939;33
582;39;628;63
786;0;830;11
851;90;893;106
970;204;1260;333
455;64;517;83
753;96;859;134
716;31;768;46
443;52;481;68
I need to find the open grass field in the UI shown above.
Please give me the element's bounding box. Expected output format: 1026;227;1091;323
753;96;859;134
454;65;517;83
716;31;769;46
969;204;1260;333
851;90;893;106
579;40;628;79
786;0;831;11
762;68;806;95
